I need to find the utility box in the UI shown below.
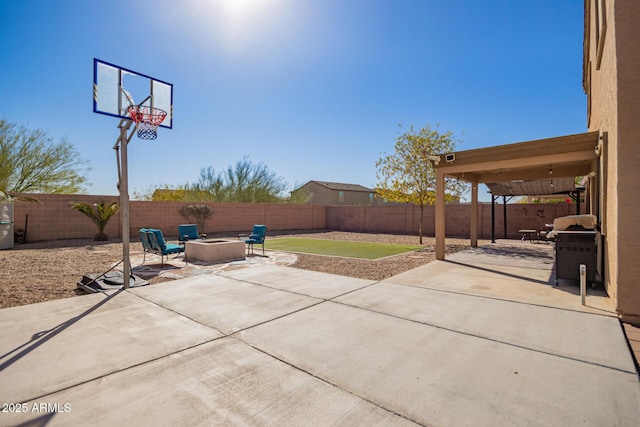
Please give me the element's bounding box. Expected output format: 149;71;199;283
0;200;14;250
555;231;597;285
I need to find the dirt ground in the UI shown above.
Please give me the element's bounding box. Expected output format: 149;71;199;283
0;231;481;309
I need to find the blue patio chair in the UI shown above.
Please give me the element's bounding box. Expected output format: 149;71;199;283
238;225;267;255
144;228;186;267
139;228;154;264
178;224;206;245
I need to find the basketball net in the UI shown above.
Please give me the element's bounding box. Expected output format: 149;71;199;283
127;105;167;140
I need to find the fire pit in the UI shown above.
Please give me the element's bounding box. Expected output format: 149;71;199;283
185;239;245;263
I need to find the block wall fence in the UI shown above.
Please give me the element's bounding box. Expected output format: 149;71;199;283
12;193;580;242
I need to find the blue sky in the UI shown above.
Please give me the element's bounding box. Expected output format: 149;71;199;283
0;0;586;202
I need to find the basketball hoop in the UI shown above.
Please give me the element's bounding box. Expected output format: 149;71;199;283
127;105;167;140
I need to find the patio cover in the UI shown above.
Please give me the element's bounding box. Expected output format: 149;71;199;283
432;131;601;259
485;177;582;197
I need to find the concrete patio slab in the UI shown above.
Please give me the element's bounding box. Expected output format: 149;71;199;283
130;274;322;334
385;259;613;314
219;264;376;299
238;301;640;427
0;291;221;404
2;338;417;427
2;244;638;426
448;241;556;271
335;282;636;373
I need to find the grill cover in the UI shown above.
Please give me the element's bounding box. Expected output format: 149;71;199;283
548;214;596;238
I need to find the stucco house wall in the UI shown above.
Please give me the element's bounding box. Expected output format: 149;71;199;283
585;0;640;322
294;181;375;205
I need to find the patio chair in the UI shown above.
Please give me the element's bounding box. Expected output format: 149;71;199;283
178;224;206;245
238;225;267;255
139;228;154;264
143;228;186;267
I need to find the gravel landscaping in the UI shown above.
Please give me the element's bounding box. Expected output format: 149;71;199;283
0;231;485;309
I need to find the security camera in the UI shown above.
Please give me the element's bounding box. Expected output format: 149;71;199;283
594;143;602;157
427;156;441;165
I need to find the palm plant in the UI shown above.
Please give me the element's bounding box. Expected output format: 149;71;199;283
70;201;120;241
0;190;40;204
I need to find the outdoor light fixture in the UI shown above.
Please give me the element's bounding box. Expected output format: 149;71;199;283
427;156;441;165
549;165;553;175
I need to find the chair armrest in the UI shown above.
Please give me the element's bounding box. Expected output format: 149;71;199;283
238;233;249;240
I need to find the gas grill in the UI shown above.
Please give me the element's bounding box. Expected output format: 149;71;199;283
548;215;599;287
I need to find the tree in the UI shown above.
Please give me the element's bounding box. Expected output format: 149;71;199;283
133;157;304;203
70;201;120;241
133;184;212;202
193;156;288;203
178;204;214;232
0;120;89;197
376;124;466;244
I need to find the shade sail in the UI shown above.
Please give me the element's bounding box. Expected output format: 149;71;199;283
486;177;581;196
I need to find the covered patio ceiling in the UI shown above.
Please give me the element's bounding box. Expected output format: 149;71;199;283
434;131;600;184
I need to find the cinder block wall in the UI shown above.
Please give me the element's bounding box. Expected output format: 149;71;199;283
12;194;327;242
12;194;122;242
327;202;583;239
12;193;581;242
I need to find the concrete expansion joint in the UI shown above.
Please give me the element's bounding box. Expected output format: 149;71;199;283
334;300;638;377
217;271;380;303
388;281;617;319
127;289;223;333
19;338;221;406
327;280;382;301
229;299;327;337
232;336;426;427
216;274;326;300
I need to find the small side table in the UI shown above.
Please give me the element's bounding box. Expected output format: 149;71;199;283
518;229;537;242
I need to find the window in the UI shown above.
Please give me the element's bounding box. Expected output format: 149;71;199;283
587;61;592;126
338;191;344;202
595;0;607;70
369;193;374;202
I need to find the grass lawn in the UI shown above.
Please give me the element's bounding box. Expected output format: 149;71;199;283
264;238;422;259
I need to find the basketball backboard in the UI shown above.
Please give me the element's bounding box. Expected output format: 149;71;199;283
93;58;173;129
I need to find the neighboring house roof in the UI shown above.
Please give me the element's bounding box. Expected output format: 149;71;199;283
299;181;374;192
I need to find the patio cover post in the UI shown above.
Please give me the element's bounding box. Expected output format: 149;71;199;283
589;167;597;214
435;170;445;260
502;195;507;239
491;194;496;243
470;183;478;247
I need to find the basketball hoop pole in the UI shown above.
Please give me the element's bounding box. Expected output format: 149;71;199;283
114;119;135;289
95;58;173;290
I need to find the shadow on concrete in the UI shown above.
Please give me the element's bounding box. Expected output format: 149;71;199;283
0;291;122;373
444;259;553;286
14;411;57;427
